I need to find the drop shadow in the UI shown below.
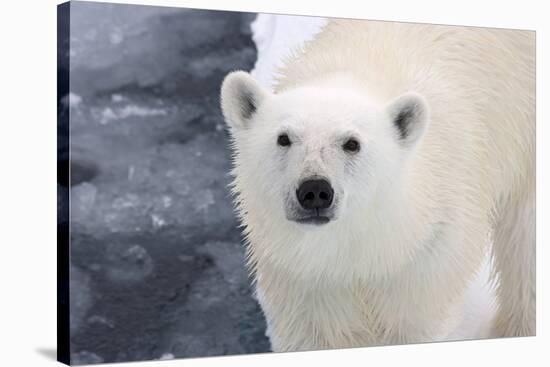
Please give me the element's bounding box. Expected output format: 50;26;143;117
36;348;57;361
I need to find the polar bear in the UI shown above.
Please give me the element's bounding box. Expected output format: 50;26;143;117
220;19;535;351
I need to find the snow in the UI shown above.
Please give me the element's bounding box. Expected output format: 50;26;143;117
69;92;83;107
65;3;268;364
159;353;175;360
95;104;167;125
250;14;327;89
105;243;154;283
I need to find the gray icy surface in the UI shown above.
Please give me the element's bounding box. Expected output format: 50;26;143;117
63;2;270;364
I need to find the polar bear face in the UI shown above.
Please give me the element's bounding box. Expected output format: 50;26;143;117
221;71;428;231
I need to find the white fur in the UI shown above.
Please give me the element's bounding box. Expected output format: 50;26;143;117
220;19;535;351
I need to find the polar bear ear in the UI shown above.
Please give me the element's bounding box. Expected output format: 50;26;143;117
220;71;269;130
386;93;429;147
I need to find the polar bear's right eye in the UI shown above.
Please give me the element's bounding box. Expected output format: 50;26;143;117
277;133;292;147
343;138;360;153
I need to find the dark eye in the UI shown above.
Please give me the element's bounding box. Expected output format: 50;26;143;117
343;138;360;153
277;133;291;147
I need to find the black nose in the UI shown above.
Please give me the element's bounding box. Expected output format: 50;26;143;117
296;179;334;210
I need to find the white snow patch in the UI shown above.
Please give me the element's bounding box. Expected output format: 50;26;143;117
250;14;327;89
111;93;126;103
112;194;140;209
61;92;82;108
128;165;135;181
159;353;175;360
151;214;166;229
162;195;173;208
110;30;124;45
72;182;97;218
98;105;167;125
194;189;215;212
69;92;83;107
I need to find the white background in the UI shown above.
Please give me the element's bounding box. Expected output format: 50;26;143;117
0;0;547;366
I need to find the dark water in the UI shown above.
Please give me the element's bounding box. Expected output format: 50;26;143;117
60;2;270;364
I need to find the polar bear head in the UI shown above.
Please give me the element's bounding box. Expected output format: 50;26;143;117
221;71;429;231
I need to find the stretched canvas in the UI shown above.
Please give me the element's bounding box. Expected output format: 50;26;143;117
58;1;536;365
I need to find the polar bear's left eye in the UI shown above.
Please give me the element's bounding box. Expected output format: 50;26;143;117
277;133;292;147
343;138;360;153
